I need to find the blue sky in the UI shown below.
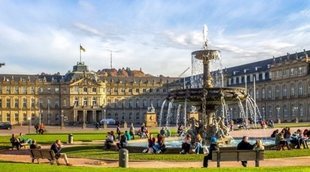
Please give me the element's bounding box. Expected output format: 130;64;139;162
0;0;309;76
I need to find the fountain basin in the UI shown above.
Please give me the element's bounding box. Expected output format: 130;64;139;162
126;137;276;153
192;49;221;61
168;87;247;106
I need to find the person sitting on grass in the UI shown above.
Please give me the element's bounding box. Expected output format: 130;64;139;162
180;134;191;154
160;127;166;137
271;129;279;138
237;136;254;167
155;134;166;153
143;134;156;153
10;134;21;150
276;131;290;150
18;132;32;145
124;131;131;141
105;132;114;149
203;136;219;168
165;127;171;137
194;133;203;154
30;140;41;149
38;123;45;134
50;140;72;166
116;132;128;150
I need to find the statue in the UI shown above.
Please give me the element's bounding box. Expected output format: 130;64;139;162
147;104;155;113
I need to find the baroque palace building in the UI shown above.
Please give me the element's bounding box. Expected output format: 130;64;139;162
0;61;180;126
188;49;310;122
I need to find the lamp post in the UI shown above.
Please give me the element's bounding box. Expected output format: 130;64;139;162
60;110;64;129
28;117;31;134
276;106;281;124
103;109;107;128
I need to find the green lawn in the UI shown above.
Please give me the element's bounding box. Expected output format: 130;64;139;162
273;122;310;128
0;161;309;172
0;133;107;149
63;145;310;161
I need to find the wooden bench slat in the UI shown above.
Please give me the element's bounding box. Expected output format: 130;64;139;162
211;150;264;167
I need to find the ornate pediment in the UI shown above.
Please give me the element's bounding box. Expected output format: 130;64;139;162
70;77;102;87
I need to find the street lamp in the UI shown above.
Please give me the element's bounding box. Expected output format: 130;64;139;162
60;110;64;129
276;106;281;124
27;117;31;134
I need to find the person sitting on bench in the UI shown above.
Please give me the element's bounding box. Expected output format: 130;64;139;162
30;140;41;149
10;134;21;150
237;136;254;167
50;140;71;166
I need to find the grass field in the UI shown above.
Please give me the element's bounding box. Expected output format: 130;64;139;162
273;122;310;128
62;145;310;161
0;161;309;172
0;133;107;149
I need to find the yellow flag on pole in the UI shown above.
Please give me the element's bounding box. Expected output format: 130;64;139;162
80;45;86;52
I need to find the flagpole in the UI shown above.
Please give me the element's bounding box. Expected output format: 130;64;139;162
79;44;81;63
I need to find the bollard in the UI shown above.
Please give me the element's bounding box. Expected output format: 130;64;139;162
119;148;129;168
68;134;73;144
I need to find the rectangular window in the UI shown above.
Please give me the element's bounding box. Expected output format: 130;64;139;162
14;98;19;108
0;99;2;108
136;89;139;93
6;86;11;93
92;87;97;93
63;98;67;107
0;113;2;122
7;113;10;122
6;98;11;108
22;87;26;94
83;87;87;92
31;87;35;94
31;98;35;108
14;113;19;122
83;97;88;106
92;97;97;106
15;86;19;93
23;113;27;121
74;97;79;106
23;98;27;108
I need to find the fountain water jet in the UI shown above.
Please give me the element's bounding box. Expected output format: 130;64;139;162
167;25;248;144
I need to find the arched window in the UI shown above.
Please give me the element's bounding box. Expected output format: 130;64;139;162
275;85;280;98
290;83;295;97
299;104;304;117
282;85;287;97
298;82;303;96
262;88;266;99
283;105;288;117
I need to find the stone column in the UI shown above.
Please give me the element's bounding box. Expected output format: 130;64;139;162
92;110;96;123
82;110;86;129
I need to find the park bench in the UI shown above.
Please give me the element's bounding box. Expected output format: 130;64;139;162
212;150;264;167
30;149;57;164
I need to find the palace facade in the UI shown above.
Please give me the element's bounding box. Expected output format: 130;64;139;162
188;49;310;122
0;62;180;126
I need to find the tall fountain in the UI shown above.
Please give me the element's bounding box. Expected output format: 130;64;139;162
167;25;248;144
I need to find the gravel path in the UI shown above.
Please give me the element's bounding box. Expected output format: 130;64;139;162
1;149;310;168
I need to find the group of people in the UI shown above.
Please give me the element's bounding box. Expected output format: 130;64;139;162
10;133;33;150
180;133;204;154
271;127;309;150
143;134;166;153
105;123;137;150
34;123;45;134
159;127;171;137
